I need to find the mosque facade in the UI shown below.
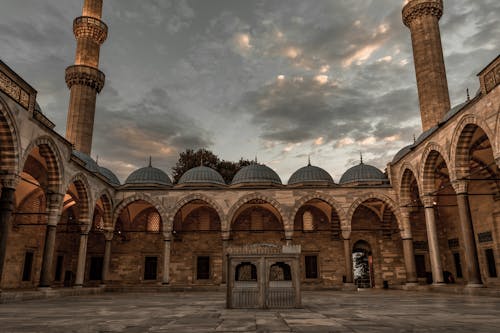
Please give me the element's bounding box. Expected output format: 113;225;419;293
0;0;499;292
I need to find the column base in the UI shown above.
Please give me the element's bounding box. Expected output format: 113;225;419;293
342;283;357;291
73;285;83;289
431;282;446;287
466;283;484;288
162;282;169;286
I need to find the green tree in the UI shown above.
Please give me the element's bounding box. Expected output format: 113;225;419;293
171;149;252;184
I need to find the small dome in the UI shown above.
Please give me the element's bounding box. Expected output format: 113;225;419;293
98;166;120;186
441;102;466;124
177;166;225;186
288;164;334;185
232;164;282;186
391;145;414;164
72;150;99;172
125;165;172;186
339;162;387;185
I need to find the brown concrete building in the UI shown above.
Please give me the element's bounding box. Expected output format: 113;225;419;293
0;0;499;294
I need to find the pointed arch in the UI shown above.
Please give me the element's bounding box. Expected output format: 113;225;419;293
0;96;21;177
113;193;167;231
290;192;347;228
64;172;92;226
419;142;451;195
227;192;289;232
89;188;114;232
169;193;226;232
450;114;496;180
347;193;402;231
398;162;422;205
21;135;64;194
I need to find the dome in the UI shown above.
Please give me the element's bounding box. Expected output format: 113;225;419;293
441;102;466;124
177;166;225;186
288;164;334;185
339;162;387;185
391;145;414;164
125;164;172;186
98;166;120;186
232;164;282;186
72;150;99;172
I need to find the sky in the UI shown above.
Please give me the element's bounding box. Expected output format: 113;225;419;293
0;0;498;183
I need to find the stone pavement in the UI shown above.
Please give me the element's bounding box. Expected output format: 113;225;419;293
0;290;499;332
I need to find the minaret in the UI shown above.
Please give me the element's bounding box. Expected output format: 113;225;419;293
65;0;107;154
403;0;450;132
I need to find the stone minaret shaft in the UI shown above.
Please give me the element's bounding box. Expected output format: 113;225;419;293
65;0;107;155
403;0;450;132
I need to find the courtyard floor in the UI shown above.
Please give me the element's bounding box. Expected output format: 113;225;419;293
0;290;500;332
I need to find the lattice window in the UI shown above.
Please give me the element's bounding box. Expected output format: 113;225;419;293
147;212;161;233
303;210;314;231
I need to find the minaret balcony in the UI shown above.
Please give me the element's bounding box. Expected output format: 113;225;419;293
65;65;105;93
73;16;108;44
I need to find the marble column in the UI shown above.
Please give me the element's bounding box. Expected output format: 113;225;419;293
0;182;16;289
453;180;482;286
422;196;444;284
101;230;113;284
74;232;89;287
39;193;63;288
162;232;171;285
221;237;229;284
400;208;418;284
342;231;353;284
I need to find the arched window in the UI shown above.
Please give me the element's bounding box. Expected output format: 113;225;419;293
147;212;161;233
269;262;292;281
302;210;314;231
235;262;257;281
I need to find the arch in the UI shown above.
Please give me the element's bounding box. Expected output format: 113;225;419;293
227;192;289;231
0;96;21;177
450;114;496;180
113;193;168;231
290;192;347;228
21;135;64;194
346;192;402;231
88;188;113;232
495;104;500;158
64;172;92;225
169;193;226;232
398;163;422;206
419;142;451;195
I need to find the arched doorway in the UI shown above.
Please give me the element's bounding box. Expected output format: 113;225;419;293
352;240;373;288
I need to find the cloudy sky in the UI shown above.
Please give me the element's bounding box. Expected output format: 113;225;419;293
1;0;498;183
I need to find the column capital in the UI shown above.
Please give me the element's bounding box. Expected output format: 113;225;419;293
162;231;172;241
221;231;230;241
0;174;19;189
451;179;468;195
341;230;351;240
103;230;113;241
285;230;293;241
421;195;436;208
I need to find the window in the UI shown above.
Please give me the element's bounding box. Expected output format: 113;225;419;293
270;262;292;281
54;255;64;282
197;256;210;280
144;257;158;280
22;252;34;281
235;262;257;281
89;257;104;281
147;212;161;233
415;255;426;278
305;255;318;279
453;253;463;278
485;249;497;278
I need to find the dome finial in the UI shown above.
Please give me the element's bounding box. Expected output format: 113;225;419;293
466;88;470;102
200;152;204;166
148;156;152;167
360;151;363;164
96;154;99;165
307;154;311;166
254;155;258;164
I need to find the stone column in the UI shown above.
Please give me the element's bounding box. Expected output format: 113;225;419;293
453;181;482;287
342;231;353;284
39;193;63;288
101;230;113;284
422;196;444;284
400;208;418;284
74;232;89;287
162;232;171;285
0;178;16;290
221;236;229;284
285;230;293;246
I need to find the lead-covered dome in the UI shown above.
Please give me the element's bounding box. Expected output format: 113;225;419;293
98;166;120;186
339;161;388;185
177;166;225;186
288;164;334;186
232;164;282;186
125;163;172;186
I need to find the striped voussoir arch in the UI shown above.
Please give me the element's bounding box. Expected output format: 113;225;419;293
0;99;20;177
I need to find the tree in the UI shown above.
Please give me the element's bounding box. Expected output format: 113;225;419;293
171;149;252;184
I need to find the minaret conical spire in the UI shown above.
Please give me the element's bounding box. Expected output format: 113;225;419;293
65;0;107;155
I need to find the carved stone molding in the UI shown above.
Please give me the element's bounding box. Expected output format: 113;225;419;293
451;180;468;195
421;195;436;208
73;16;108;45
403;0;443;27
65;65;105;93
